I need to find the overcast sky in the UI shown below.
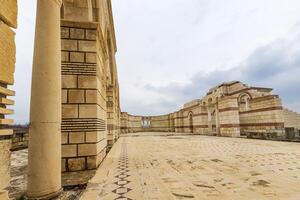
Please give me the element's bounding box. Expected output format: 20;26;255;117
12;0;300;123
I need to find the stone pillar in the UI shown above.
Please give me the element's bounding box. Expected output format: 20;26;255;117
218;97;240;137
27;0;62;199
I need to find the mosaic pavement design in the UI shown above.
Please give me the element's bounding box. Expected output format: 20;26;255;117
112;141;133;200
81;133;300;200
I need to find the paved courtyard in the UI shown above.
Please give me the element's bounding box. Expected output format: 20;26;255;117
81;133;300;200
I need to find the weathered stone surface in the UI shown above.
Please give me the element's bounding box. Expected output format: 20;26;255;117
70;28;85;39
78;144;96;156
70;52;85;62
61;39;77;51
85;52;96;63
69;90;85;103
79;105;97;118
62;75;77;88
0;140;11;191
85;90;97;103
0;22;16;85
78;40;96;52
62;145;77;158
68;158;86;171
69;132;85;144
0;0;17;28
62;104;78;118
78;76;97;89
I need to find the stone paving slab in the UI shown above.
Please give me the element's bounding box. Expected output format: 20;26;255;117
81;133;300;200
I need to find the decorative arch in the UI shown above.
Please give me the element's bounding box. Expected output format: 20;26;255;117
238;93;252;112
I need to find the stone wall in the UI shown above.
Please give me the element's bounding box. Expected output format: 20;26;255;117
121;81;293;139
61;21;107;173
0;0;17;198
283;109;300;139
60;0;121;174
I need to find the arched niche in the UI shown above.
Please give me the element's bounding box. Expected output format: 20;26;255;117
188;112;194;133
238;93;252;112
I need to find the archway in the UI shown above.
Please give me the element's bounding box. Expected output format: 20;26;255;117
188;112;193;133
238;93;251;112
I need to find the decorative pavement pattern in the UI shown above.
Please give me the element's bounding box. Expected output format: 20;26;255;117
81;133;300;200
112;141;132;200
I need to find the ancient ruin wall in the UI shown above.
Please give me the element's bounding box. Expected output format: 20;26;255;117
284;109;300;129
0;0;17;198
61;21;107;172
60;0;121;173
121;81;289;138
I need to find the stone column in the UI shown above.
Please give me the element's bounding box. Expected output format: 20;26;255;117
27;0;62;199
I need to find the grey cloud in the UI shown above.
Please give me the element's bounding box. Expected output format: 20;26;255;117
142;26;300;114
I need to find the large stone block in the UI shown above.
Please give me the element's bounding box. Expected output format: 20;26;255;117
78;144;96;156
0;139;11;191
62;75;77;88
78;75;97;89
85;131;97;143
79;104;97;118
86;52;97;63
70;52;84;62
61;39;77;51
68;158;85;171
0;22;16;85
0;0;17;28
62;104;78;119
62;145;77;158
78;40;96;52
69;90;85;103
69;132;85;144
85;90;97;103
70;28;85;39
61;27;70;39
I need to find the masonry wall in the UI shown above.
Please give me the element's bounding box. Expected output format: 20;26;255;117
239;95;285;138
218;97;240;137
0;0;17;198
284;109;300;129
61;21;107;172
121;81;293;140
283;109;300;138
149;114;173;132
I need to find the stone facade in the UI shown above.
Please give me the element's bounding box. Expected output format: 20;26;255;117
0;0;17;199
121;81;295;139
284;109;300;139
61;0;121;174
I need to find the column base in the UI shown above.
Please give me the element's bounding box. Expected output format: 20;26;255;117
25;188;63;200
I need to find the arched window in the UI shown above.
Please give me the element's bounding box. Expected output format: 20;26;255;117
238;93;251;112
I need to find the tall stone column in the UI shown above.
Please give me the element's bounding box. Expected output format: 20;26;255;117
27;0;62;199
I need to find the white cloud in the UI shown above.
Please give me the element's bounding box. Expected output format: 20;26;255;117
11;0;300;123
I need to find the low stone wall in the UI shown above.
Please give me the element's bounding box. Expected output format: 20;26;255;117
11;129;28;151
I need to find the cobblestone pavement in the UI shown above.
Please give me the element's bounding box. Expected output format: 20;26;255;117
81;133;300;200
